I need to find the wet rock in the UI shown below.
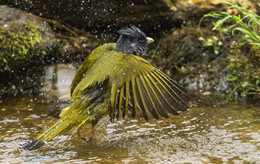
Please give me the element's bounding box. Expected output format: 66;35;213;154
1;0;257;38
0;6;56;71
41;64;76;117
0;6;99;96
0;0;176;36
0;6;56;95
41;64;76;98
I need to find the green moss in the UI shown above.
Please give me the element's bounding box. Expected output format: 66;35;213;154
0;21;44;72
227;44;259;100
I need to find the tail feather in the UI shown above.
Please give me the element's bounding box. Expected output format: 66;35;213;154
22;119;75;151
22;139;45;151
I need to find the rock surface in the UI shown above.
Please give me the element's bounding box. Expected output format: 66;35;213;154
0;6;98;96
0;0;175;35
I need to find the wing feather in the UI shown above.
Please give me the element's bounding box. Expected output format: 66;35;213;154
129;80;136;118
123;81;129;118
155;69;189;102
114;87;119;118
118;85;124;119
109;84;117;119
109;53;189;120
141;74;169;118
137;76;159;119
150;72;188;111
145;73;179;115
136;78;152;120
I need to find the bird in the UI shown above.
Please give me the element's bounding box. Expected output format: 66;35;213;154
22;26;189;151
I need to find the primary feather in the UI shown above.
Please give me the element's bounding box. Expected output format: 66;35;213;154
22;26;189;151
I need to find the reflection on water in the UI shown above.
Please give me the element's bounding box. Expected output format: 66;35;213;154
1;95;259;163
0;64;259;163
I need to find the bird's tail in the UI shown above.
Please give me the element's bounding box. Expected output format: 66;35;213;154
22;118;76;151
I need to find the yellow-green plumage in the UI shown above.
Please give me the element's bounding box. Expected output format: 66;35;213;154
22;31;189;151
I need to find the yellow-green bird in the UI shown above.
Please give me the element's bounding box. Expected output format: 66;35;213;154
22;26;189;151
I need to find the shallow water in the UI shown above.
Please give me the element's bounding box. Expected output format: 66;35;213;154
0;64;259;163
0;94;259;163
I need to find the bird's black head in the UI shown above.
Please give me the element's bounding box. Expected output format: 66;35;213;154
116;26;153;56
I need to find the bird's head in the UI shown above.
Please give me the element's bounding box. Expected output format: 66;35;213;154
116;26;154;56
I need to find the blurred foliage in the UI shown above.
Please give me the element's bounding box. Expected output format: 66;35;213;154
0;21;45;72
200;2;260;100
200;2;260;47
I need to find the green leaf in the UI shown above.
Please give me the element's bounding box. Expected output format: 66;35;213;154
207;38;213;45
232;15;241;22
212;15;232;31
233;27;259;41
198;37;204;41
228;85;238;101
42;50;46;55
227;63;234;69
212;36;218;40
241;89;249;96
227;74;237;81
214;48;219;55
241;81;249;87
3;58;7;63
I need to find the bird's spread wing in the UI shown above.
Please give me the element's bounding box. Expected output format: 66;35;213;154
109;55;189;121
70;43;189;121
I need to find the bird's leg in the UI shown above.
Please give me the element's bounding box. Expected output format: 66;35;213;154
77;123;96;142
87;124;95;142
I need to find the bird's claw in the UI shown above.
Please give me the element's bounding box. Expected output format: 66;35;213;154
80;136;92;142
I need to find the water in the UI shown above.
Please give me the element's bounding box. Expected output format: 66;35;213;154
0;95;259;163
0;64;259;163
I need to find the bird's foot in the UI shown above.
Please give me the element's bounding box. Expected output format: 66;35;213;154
80;136;92;142
77;124;95;142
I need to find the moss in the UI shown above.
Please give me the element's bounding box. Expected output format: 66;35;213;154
0;21;45;72
226;42;259;100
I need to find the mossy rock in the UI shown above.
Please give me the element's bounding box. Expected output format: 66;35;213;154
0;21;45;72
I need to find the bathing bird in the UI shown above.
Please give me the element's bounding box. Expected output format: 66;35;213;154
22;26;189;150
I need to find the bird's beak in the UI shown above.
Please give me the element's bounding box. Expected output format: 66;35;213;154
147;37;154;44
